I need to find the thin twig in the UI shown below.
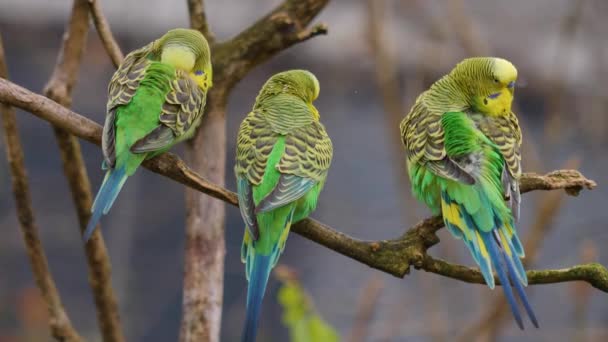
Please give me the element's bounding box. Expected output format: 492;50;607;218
347;276;384;342
570;239;597;342
0;35;83;342
0;78;603;291
42;1;124;340
365;0;417;225
447;0;489;56
544;0;586;142
88;0;124;68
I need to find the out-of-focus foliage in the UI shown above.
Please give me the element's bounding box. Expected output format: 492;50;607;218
276;266;340;342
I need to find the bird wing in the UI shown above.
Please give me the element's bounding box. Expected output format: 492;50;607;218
103;43;153;167
256;120;332;213
401;100;475;184
473;111;522;219
131;71;207;153
235;110;279;239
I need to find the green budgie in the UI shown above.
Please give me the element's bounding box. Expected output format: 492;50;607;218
84;28;212;241
400;57;538;329
235;70;333;342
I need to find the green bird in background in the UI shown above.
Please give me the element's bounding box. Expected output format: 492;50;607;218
400;57;538;329
84;28;212;241
235;70;333;342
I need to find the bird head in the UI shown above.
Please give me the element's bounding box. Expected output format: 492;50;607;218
154;28;213;91
451;57;518;116
255;70;321;119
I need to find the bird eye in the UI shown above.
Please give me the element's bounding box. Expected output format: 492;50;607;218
195;70;204;76
493;78;499;83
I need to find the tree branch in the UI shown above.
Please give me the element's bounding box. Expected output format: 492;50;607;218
0;78;602;292
211;0;329;90
420;257;608;292
42;0;124;340
88;0;124;68
187;0;214;43
0;35;83;342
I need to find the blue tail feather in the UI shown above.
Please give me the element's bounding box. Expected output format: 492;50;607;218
482;231;524;329
504;247;539;328
503;233;528;285
83;166;128;242
242;254;273;342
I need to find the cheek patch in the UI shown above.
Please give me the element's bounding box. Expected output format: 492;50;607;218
488;92;501;99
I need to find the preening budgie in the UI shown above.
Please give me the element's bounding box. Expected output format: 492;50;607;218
84;28;212;241
235;70;333;342
400;57;538;329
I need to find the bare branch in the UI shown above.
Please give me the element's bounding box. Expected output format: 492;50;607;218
0;77;236;202
212;0;330;89
519;169;595;195
88;0;124;67
347;276;384;342
181;99;227;342
0;70;603;292
0;35;83;342
42;1;124;340
420;257;608;292
187;0;214;43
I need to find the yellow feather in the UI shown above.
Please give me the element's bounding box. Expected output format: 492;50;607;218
308;104;320;121
493;58;517;84
441;199;472;241
504;221;515;237
499;228;513;257
161;46;195;71
476;231;489;259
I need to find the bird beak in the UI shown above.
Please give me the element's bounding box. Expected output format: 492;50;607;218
507;81;515;89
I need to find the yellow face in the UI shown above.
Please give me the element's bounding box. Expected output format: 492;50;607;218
473;58;517;116
160;45;211;91
189;69;212;91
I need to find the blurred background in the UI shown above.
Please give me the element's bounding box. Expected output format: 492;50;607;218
0;0;607;341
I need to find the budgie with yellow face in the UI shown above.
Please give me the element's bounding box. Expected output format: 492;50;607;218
235;70;333;342
401;57;538;329
84;28;212;241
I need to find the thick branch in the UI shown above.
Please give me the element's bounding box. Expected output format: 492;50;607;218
0;77;236;202
43;1;124;340
212;0;329;89
420;257;608;292
0;77;602;291
0;36;83;342
187;0;214;43
180;96;227;342
88;0;124;68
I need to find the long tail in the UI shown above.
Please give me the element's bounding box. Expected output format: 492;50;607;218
241;207;293;342
242;253;273;342
83;166;128;242
441;191;538;329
